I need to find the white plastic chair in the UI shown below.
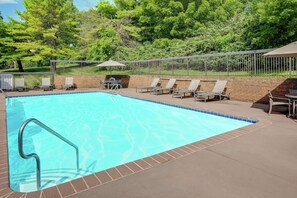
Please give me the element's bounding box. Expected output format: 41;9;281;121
64;77;74;90
15;78;25;91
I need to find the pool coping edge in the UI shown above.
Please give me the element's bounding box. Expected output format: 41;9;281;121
0;91;270;198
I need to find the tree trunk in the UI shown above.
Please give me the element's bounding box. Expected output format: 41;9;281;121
50;57;57;72
17;60;24;72
51;61;57;72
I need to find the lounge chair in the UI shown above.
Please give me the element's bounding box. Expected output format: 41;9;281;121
136;77;160;93
268;90;291;115
152;78;176;95
14;78;26;92
41;77;53;91
64;77;74;90
172;79;200;99
195;80;228;102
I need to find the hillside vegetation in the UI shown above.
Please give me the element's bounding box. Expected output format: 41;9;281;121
0;0;297;71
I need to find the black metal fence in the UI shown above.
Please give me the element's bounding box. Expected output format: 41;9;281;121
51;49;297;77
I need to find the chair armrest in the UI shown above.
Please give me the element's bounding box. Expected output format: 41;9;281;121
271;96;290;101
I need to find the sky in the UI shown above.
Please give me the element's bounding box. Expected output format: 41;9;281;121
0;0;112;21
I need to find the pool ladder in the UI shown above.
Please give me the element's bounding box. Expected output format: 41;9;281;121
18;118;80;190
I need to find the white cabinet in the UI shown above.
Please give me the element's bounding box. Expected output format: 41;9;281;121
0;74;14;90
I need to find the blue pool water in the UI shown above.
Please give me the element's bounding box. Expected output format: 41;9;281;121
6;92;254;192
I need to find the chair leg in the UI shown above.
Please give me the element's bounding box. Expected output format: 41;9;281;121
293;101;296;118
268;103;272;115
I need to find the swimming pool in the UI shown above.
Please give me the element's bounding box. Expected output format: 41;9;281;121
6;92;255;192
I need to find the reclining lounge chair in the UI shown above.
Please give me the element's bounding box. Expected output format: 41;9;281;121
64;77;75;90
136;77;160;93
172;79;200;99
195;80;228;102
14;78;26;92
152;78;176;95
41;77;53;91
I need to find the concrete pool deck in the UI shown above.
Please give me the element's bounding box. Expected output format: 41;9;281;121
0;88;297;198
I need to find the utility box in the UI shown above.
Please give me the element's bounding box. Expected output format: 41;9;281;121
0;74;14;90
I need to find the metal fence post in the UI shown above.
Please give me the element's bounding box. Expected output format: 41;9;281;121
289;57;292;78
186;58;189;76
253;53;257;76
204;59;207;76
171;60;174;75
227;56;229;76
295;58;297;78
158;60;161;75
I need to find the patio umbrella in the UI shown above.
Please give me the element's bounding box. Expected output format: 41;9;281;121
97;60;126;74
264;42;297;95
264;41;297;57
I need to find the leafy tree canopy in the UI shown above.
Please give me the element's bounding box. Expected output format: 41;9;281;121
3;0;80;67
0;0;297;66
244;0;297;49
97;0;118;19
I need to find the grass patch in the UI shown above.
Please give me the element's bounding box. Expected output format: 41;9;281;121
1;67;51;73
0;64;293;77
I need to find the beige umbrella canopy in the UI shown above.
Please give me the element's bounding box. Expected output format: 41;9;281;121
97;60;125;74
264;41;297;57
97;60;125;67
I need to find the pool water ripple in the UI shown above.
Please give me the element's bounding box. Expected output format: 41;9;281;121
6;92;254;192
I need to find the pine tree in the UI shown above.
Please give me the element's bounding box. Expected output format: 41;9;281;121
0;12;9;69
7;0;80;70
0;12;6;60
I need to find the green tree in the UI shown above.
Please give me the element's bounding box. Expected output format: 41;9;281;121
0;12;5;45
114;0;139;10
244;0;297;49
128;0;187;41
0;12;6;60
1;19;31;72
3;0;288;66
113;0;244;42
97;0;118;19
77;10;105;59
116;11;247;61
78;10;123;61
195;0;243;24
6;0;80;70
0;12;9;69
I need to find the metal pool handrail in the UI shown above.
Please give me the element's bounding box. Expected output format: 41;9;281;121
18;118;79;190
0;88;8;97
